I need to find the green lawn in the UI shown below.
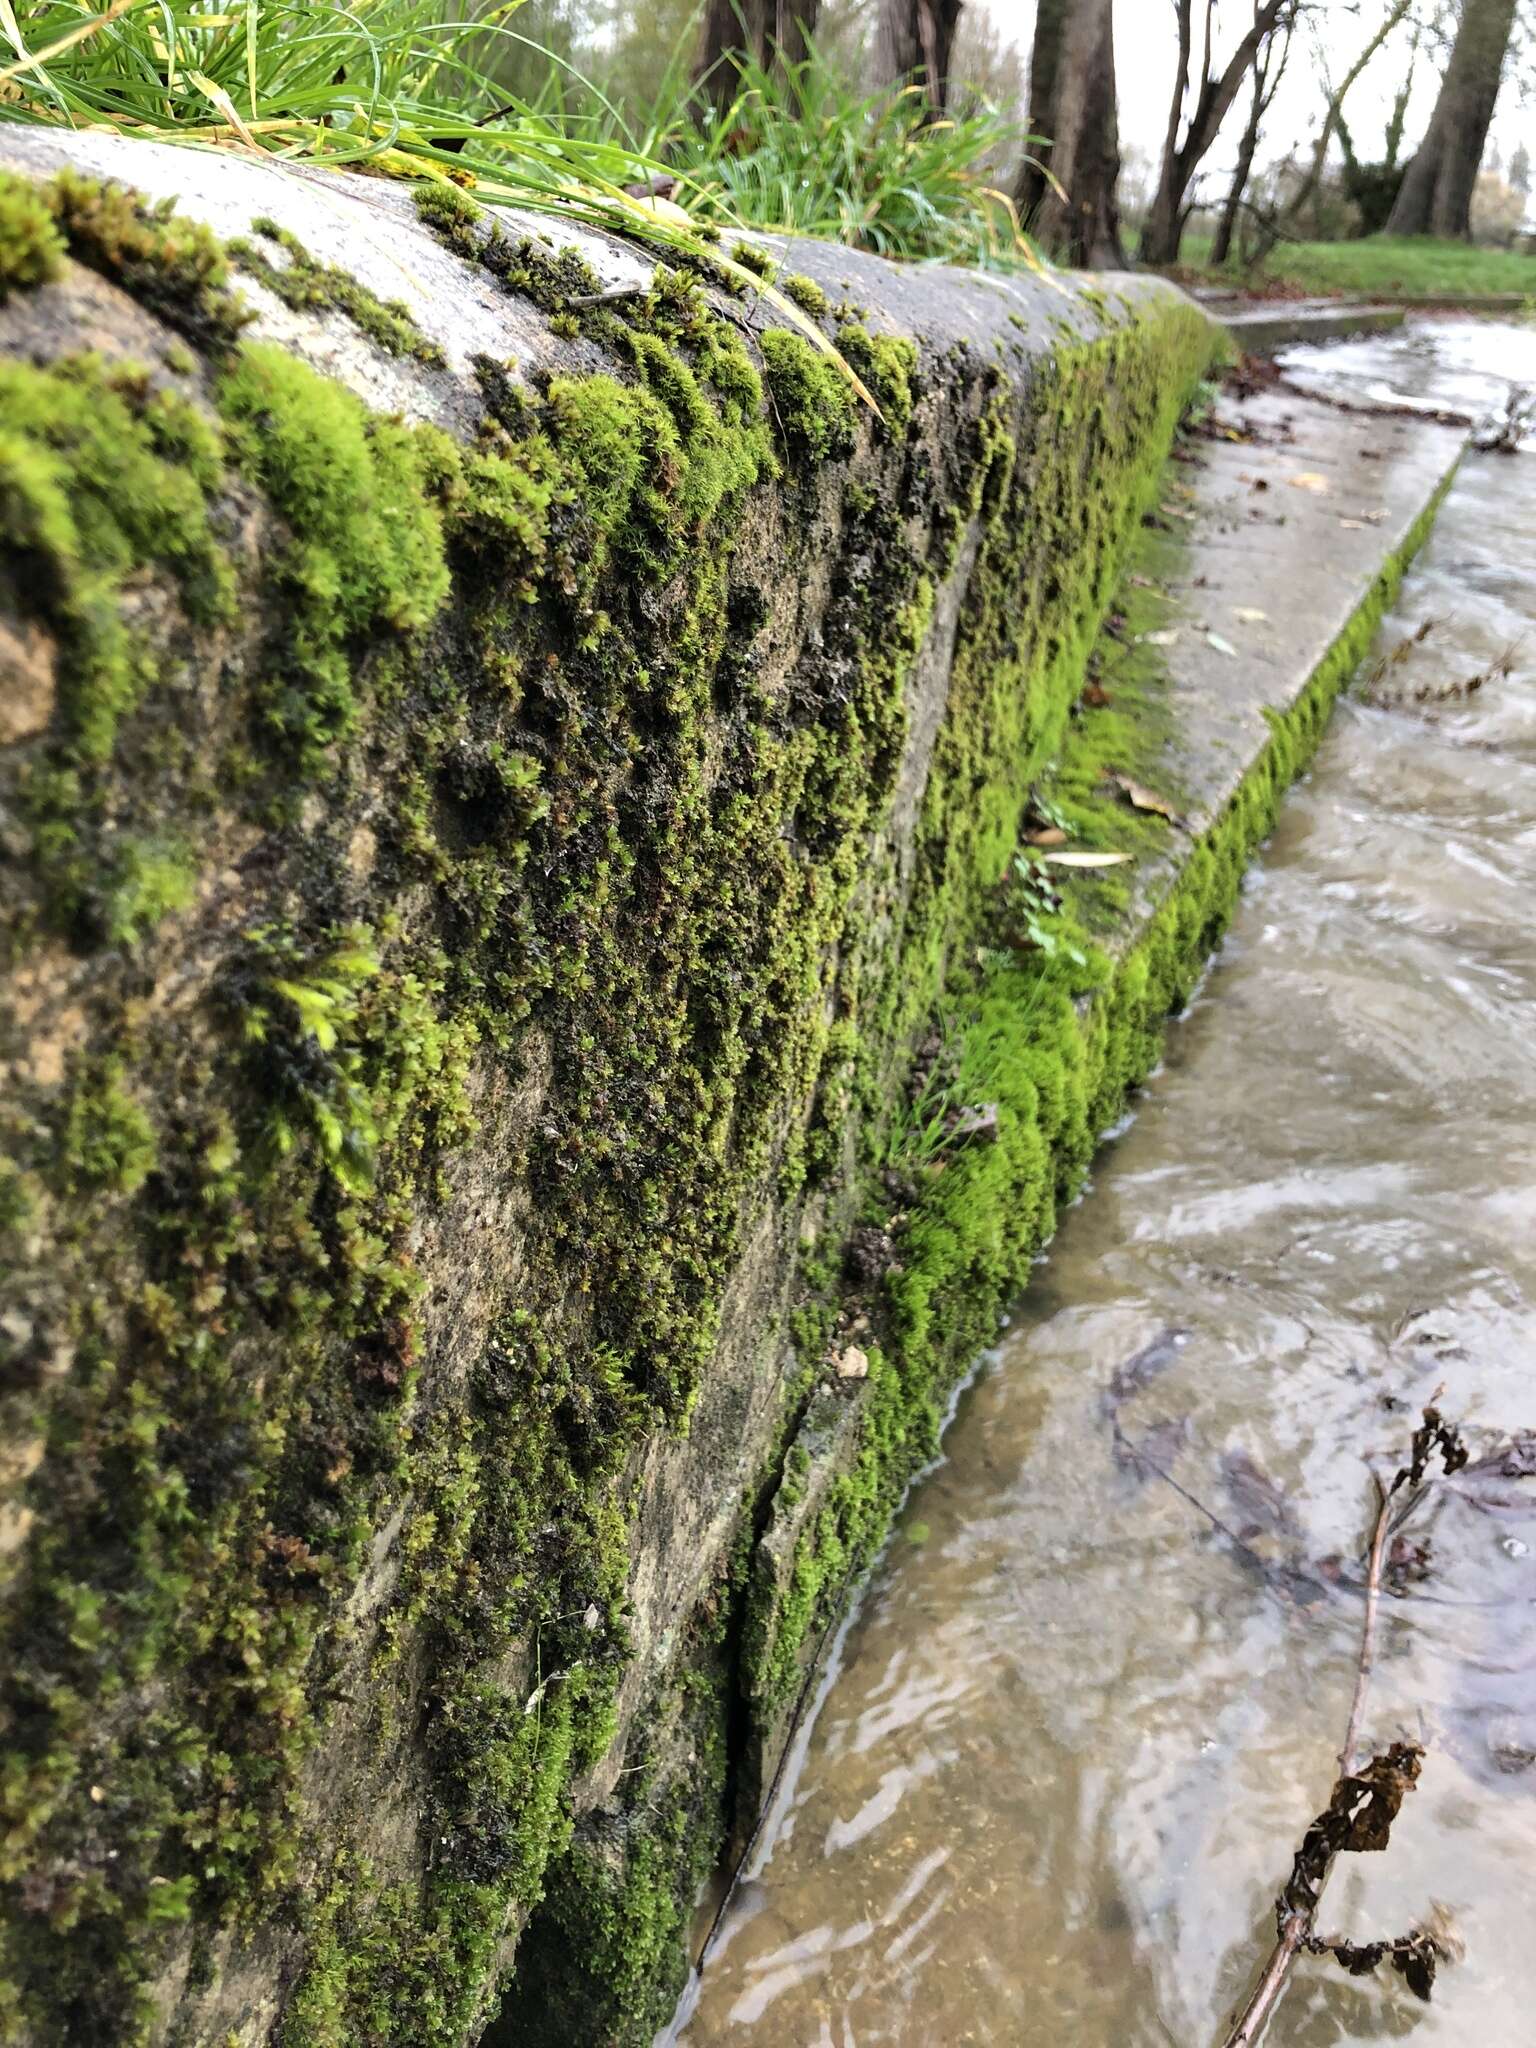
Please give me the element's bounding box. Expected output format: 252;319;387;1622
1170;233;1536;301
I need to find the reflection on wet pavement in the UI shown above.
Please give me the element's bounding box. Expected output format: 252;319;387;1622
666;324;1536;2048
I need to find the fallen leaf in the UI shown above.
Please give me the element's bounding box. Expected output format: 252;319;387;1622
1042;849;1134;867
1234;606;1268;624
1339;517;1367;530
1289;471;1330;493
1081;681;1112;707
1206;631;1238;657
1117;1414;1192;1483
1141;628;1180;647
1023;825;1068;846
1101;1327;1191;1418
1222;1448;1304;1545
1107;772;1187;827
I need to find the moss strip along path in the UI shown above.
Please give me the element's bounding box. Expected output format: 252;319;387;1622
582;389;1462;2048
0;124;1452;2048
735;389;1465;1795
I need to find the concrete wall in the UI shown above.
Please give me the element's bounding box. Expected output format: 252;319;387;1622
0;129;1214;2045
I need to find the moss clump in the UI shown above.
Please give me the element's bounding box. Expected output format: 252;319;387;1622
43;170;251;352
838;323;917;437
759;326;858;461
730;239;777;280
218;342;455;769
0;171;64;298
780;271;829;318
0;350;233;936
55;1055;157;1196
229;219;447;367
412;181;485;258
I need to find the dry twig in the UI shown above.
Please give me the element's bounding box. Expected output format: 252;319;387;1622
1220;1407;1468;2046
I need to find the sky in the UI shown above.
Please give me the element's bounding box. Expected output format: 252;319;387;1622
976;1;1535;190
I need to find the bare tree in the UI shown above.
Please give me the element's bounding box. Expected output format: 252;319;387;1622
1273;0;1415;241
867;0;964;110
694;0;822;114
1141;0;1298;266
1387;0;1519;236
1016;0;1126;268
1209;3;1295;266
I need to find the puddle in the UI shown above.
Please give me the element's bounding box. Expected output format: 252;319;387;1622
1280;317;1536;445
664;327;1536;2047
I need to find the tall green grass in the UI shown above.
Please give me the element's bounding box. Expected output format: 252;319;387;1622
0;1;678;229
635;35;1036;268
0;2;1038;271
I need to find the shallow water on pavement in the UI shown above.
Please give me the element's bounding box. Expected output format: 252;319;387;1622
665;326;1536;2048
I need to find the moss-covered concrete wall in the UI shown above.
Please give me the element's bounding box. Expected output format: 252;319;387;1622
0;127;1214;2046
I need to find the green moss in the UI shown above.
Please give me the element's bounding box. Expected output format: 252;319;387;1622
229;219;447;367
759;327;858;461
55;1056;158;1195
0;164;1238;2048
0;351;232;935
838;324;917;437
730;239;777;280
43;170;251;352
412;182;484;258
99;834;198;945
218;343;454;769
0;171;64;298
780;271;828;318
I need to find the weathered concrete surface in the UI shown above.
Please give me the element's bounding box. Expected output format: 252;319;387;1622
0;127;1219;2048
1218;299;1407;353
1126;388;1462;835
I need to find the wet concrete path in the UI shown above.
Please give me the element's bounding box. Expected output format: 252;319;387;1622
666;325;1536;2048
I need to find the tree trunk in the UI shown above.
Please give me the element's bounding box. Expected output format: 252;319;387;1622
774;0;821;70
1017;0;1126;268
1386;0;1517;237
1273;0;1414;241
1210;83;1263;266
1142;0;1292;266
868;0;964;110
695;0;762;114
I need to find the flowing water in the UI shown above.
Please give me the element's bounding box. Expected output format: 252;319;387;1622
665;322;1536;2048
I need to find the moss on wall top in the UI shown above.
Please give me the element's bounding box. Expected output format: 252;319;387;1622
0;146;1213;2047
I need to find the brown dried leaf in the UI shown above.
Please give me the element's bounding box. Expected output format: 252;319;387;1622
1107;772;1187;829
